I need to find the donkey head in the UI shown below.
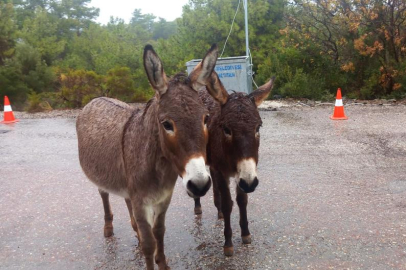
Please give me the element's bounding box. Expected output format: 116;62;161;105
143;44;226;198
211;75;275;193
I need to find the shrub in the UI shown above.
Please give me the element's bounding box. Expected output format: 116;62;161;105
276;68;326;99
59;69;103;108
105;67;136;101
26;91;53;112
0;65;30;109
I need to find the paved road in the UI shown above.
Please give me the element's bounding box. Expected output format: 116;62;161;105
1;105;406;270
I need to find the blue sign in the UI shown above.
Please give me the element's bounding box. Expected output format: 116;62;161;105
215;64;242;79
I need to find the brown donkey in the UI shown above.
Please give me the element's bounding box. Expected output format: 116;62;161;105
192;73;275;256
76;44;227;270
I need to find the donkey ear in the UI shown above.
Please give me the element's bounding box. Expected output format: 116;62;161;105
189;44;229;105
143;44;168;96
248;76;275;107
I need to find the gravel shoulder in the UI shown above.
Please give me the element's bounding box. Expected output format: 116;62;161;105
2;99;406;119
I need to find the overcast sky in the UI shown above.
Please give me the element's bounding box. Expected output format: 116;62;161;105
91;0;190;24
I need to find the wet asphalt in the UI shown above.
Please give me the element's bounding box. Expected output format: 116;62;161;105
1;105;406;270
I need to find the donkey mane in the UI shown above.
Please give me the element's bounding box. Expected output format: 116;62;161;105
221;92;257;118
142;97;156;118
122;109;142;162
226;92;249;102
99;97;130;109
141;72;192;118
169;72;191;87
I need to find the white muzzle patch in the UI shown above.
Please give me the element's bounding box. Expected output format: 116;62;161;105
182;156;210;189
237;158;257;184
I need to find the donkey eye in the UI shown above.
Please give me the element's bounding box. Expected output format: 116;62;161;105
204;115;209;125
223;126;232;136
162;121;174;132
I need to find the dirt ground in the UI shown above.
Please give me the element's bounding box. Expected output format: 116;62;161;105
1;103;406;270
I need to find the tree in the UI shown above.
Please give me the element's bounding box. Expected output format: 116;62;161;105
0;2;16;65
176;0;285;77
19;7;66;65
51;0;99;37
153;18;177;40
63;22;143;74
284;0;406;97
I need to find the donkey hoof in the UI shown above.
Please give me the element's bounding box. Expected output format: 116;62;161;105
194;206;202;215
223;246;234;256
218;211;224;220
242;235;252;244
104;226;114;237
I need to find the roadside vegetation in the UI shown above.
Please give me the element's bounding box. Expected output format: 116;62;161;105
1;0;406;111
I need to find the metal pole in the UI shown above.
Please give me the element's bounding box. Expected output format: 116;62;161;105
244;0;249;57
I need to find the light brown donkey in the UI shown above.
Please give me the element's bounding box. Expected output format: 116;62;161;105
76;44;226;270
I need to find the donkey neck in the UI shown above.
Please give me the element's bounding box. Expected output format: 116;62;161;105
137;97;162;159
124;98;175;178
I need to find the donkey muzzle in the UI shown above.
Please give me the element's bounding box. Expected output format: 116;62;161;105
237;158;258;193
182;156;211;198
186;177;212;198
238;177;259;193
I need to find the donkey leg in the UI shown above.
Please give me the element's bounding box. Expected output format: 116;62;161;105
153;197;172;270
211;168;223;219
132;200;156;270
98;189;114;237
194;198;202;215
236;187;251;244
125;198;139;239
216;172;234;256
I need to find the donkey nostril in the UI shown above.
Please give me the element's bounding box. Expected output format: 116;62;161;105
238;178;259;193
187;178;211;198
252;177;259;189
187;181;198;196
200;177;212;196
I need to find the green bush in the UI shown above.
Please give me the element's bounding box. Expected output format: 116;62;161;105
26;91;41;112
13;43;56;93
359;73;380;99
278;69;324;99
0;65;30;109
26;91;52;112
255;44;328;100
133;67;154;101
132;91;149;102
60;69;103;108
105;67;136;101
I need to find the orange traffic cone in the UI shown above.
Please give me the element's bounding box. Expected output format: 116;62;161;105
1;96;19;124
330;88;348;120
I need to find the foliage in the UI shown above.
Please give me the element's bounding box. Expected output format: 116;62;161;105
284;0;406;97
60;69;103;108
26;90;53;112
0;64;30;108
11;43;56;93
19;7;67;65
0;2;16;65
105;66;136;101
2;0;406;110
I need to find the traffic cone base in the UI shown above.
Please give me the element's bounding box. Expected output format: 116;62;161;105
330;116;348;120
1;119;19;124
1;96;19;124
330;88;348;120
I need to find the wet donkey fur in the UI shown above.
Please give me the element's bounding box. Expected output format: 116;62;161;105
76;44;227;270
193;72;275;256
